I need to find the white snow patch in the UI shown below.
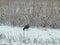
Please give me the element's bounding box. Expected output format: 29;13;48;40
0;25;60;45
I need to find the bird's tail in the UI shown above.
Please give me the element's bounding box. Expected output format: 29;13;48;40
23;28;25;30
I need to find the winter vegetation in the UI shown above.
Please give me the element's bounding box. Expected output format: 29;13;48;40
0;0;60;28
0;0;60;45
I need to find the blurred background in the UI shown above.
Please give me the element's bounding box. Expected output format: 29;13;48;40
0;0;60;28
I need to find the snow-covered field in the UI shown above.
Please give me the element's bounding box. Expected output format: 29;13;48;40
0;25;60;45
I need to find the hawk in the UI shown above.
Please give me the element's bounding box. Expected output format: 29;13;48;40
23;24;30;31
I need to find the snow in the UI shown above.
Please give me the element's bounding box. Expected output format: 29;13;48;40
0;25;60;45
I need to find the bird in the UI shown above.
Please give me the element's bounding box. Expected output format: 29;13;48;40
23;24;30;31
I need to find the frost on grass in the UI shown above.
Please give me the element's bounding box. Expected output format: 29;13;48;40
0;25;60;45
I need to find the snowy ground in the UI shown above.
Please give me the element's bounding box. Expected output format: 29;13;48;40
0;25;60;45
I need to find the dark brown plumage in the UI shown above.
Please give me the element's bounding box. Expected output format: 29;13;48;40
23;24;30;31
